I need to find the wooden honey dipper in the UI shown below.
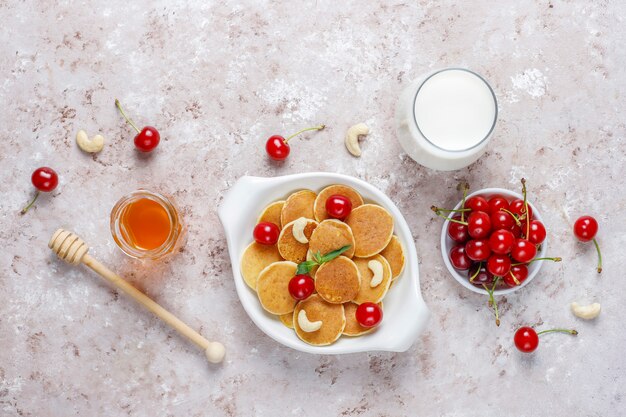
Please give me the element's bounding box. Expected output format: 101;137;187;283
48;228;225;364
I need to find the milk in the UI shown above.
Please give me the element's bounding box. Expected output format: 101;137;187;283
395;68;497;170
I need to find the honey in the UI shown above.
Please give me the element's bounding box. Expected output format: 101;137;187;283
110;190;183;260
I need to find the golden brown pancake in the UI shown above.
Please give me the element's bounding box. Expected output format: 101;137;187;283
279;312;294;329
380;235;405;280
257;200;285;227
352;255;392;304
315;256;361;304
294;294;345;346
277;218;318;263
280;190;317;227
313;184;364;222
256;261;298;315
308;219;356;259
345;204;394;257
240;242;283;290
342;302;382;336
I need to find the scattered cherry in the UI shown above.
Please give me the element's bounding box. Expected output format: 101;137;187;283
448;215;470;243
21;167;59;215
573;215;602;273
527;220;546;245
325;194;352;220
487;254;511;277
514;326;578;353
265;125;325;161
288;275;315;300
488;229;515;255
511;238;537;263
488;195;510;214
467;211;492;239
465;239;492;262
253;222;280;245
504;264;528;287
355;302;383;328
115;99;160;152
449;245;472;270
465;195;489;213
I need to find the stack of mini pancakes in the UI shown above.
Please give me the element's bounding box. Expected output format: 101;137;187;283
240;184;406;346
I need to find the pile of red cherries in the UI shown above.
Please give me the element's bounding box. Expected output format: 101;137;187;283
437;180;557;290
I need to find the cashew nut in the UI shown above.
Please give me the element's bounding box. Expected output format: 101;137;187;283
345;123;369;157
76;130;104;153
292;217;309;244
571;302;601;320
368;260;383;288
297;309;322;332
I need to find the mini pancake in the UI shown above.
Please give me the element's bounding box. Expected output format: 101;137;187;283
279;312;294;329
380;235;406;280
345;204;394;257
256;261;298;315
308;219;356;259
313;184;364;222
343;302;383;336
353;255;392;304
240;242;283;290
280;190;317;228
294;294;345;346
315;256;361;304
257;200;285;227
277;218;318;263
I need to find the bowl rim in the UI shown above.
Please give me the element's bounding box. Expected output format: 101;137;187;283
440;187;547;296
218;172;429;354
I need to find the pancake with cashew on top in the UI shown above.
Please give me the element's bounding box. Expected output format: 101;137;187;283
277;217;318;263
293;294;345;346
352;254;392;304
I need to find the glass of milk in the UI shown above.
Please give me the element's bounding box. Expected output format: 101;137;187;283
395;68;497;171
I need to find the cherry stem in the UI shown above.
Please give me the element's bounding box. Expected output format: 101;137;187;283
536;328;578;336
483;277;500;326
512;256;562;266
458;181;470;222
469;261;482;283
500;208;522;226
592;238;602;273
115;99;140;133
520;178;531;237
20;191;40;215
435;207;471;213
508;270;520;285
431;206;468;225
284;125;325;142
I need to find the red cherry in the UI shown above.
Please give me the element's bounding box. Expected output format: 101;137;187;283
467;211;492;239
573;215;598;242
448;215;469;243
465;239;492;261
510;199;533;221
491;210;515;230
265;135;290;160
134;126;160;152
253;222;280;245
527;220;547;245
514;326;539;353
355;302;383;328
504;264;528;287
325;195;352;220
31;167;58;192
468;262;495;287
488;229;515;255
449;245;472;270
465;196;489;213
488;195;510;214
511;239;537;263
510;223;522;238
486;254;511;277
288;275;315;300
115;99;160;152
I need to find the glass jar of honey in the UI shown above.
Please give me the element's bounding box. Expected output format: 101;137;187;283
110;189;183;260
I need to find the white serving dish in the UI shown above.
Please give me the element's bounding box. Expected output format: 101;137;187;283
218;173;429;354
440;188;547;296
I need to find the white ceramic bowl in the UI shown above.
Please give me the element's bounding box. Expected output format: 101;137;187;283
440;188;547;296
218;173;429;354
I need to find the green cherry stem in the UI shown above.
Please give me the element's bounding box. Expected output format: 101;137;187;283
469;261;482;283
115;99;140;133
592;238;602;273
500;208;522;226
20;191;40;215
521;178;530;237
483;277;501;326
458;181;470;222
537;328;578;336
434;207;471;213
284;125;325;142
431;206;468;225
512;256;562;267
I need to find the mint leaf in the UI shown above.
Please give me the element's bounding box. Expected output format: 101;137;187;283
320;245;351;263
296;260;318;275
313;251;323;264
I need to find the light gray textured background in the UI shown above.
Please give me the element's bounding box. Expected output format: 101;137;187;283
1;1;625;416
